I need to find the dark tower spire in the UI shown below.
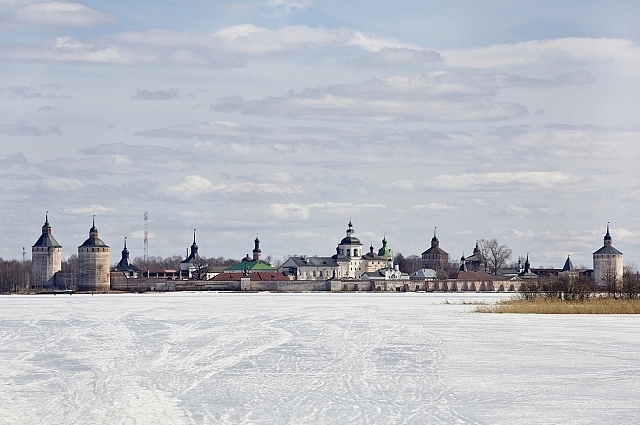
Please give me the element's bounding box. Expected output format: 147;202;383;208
253;233;262;261
190;229;198;258
42;211;52;235
604;222;612;246
89;215;99;239
431;227;439;248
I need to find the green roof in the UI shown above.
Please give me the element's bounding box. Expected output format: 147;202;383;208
377;237;393;258
225;260;276;271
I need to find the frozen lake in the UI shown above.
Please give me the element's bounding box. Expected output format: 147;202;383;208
1;292;639;424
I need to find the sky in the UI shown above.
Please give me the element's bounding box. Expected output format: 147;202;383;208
1;0;639;268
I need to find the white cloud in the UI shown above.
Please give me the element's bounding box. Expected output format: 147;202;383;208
508;205;531;215
167;175;216;198
268;0;312;11
433;172;571;189
212;72;536;122
131;88;180;101
268;203;310;220
4;1;114;28
116;24;415;55
614;228;638;239
63;204;115;215
40;177;85;191
358;47;441;66
308;202;386;209
265;172;294;183
411;203;454;212
0;121;61;136
2;36;153;64
442;37;640;70
166;175;300;199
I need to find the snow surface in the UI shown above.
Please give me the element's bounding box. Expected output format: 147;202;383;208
1;292;640;424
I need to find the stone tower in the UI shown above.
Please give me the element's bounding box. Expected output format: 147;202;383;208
593;223;623;288
77;216;110;291
31;213;62;289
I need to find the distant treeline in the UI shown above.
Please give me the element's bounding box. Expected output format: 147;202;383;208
131;255;239;272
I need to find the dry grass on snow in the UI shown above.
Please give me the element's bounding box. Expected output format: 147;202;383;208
477;297;640;314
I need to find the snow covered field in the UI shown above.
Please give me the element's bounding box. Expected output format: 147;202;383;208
1;293;639;425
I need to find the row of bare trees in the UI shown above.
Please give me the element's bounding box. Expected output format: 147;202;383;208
520;267;640;301
520;276;596;301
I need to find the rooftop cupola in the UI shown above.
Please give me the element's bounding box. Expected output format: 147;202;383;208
378;234;393;258
33;211;62;248
89;215;99;239
42;211;51;235
460;253;466;271
346;220;354;237
473;241;480;255
190;229;198;257
78;215;108;248
113;237;140;272
431;227;439;248
252;234;262;261
604;222;612;247
122;237;129;257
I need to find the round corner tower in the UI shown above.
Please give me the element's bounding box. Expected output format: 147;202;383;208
77;217;110;291
31;213;62;289
593;222;623;288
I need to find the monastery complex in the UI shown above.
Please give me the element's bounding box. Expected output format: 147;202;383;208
27;212;626;293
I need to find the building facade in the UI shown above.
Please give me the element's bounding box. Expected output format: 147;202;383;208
31;213;62;289
77;217;110;291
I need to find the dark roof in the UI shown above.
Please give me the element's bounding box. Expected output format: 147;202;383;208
114;259;140;272
339;236;361;245
593;246;623;255
33;233;61;248
79;237;108;247
212;272;290;281
286;256;338;267
562;256;574;271
422;246;449;256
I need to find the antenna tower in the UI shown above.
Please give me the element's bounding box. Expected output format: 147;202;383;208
143;212;149;263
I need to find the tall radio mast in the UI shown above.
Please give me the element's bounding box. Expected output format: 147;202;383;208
143;212;149;263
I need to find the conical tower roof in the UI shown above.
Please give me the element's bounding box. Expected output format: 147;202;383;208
33;212;61;248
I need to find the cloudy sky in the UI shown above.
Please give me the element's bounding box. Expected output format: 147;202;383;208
1;0;639;268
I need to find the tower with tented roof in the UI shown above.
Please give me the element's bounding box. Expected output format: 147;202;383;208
593;223;623;288
77;216;110;291
31;212;62;289
421;227;449;272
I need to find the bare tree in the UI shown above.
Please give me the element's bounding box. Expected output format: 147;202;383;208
392;253;421;274
603;265;621;298
0;258;31;293
478;239;512;275
622;264;640;299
